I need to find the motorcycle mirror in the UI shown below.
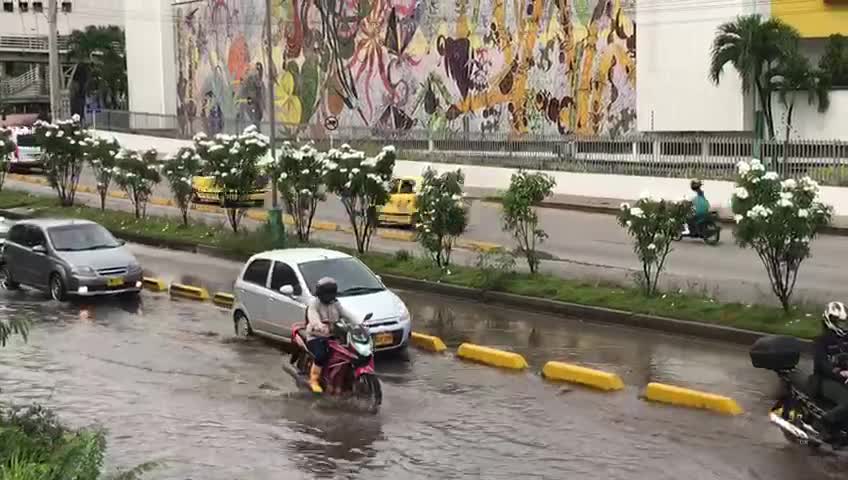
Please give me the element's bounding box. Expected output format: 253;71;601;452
279;284;294;296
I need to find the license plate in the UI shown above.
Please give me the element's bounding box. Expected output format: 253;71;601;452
374;332;394;347
107;277;124;287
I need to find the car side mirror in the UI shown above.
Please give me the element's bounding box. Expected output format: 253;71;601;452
31;245;46;254
279;284;294;296
375;275;382;281
363;312;374;322
118;239;126;246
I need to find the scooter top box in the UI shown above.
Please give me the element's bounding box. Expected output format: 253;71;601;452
750;335;802;371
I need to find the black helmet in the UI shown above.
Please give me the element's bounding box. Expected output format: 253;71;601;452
315;277;338;305
690;179;703;191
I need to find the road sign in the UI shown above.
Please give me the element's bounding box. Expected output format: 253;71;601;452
324;115;338;131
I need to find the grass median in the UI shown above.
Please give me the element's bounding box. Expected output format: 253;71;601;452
0;188;820;339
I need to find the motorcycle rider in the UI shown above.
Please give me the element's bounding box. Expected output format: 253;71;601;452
304;277;354;394
684;179;710;236
815;301;848;437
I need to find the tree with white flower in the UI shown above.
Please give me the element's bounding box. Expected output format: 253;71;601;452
732;158;831;311
618;193;693;296
263;141;327;242
324;144;396;253
501;170;556;274
34;115;90;206
83;136;121;211
114;148;162;219
415;168;469;269
193;126;269;233
163;146;205;226
0;128;17;192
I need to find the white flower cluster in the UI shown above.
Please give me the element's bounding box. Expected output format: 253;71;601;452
746;204;773;219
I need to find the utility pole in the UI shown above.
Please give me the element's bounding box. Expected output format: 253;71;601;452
264;0;285;247
48;0;62;121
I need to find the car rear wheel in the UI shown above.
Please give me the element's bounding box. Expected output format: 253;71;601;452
0;265;20;290
49;273;67;301
234;311;252;338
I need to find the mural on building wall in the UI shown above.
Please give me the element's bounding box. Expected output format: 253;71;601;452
175;0;636;136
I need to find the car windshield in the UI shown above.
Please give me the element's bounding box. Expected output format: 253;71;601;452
298;257;384;297
48;224;122;251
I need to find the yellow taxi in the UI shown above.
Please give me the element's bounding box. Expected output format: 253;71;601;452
191;175;268;206
378;176;422;227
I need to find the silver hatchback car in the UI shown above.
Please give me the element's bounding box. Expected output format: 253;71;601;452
0;219;143;300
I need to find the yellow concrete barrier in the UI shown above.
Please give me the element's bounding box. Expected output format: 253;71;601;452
108;191;128;199
644;382;743;415
169;283;210;302
456;343;528;370
150;197;173;207
78;185;95;194
542;361;624;391
213;292;235;309
193;204;223;214
378;229;415;242
312;220;339;232
142;277;168;292
410;332;447;353
246;210;267;222
461;240;503;253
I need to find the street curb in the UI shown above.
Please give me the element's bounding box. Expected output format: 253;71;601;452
456;343;528;370
541;361;624;391
169;283;210;302
142;277;168;292
378;274;812;348
644;382;744;416
410;332;447;352
212;292;235;308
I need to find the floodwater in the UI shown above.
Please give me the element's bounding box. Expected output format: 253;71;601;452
0;265;844;478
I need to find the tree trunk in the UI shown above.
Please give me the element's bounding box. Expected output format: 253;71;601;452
782;101;795;176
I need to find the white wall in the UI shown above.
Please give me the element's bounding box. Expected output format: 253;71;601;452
0;0;124;35
636;0;751;132
125;0;176;123
773;90;848;141
91;130;848;218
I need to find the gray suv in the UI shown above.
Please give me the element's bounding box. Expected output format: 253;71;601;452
0;219;143;300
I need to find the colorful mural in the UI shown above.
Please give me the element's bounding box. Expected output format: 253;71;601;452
175;0;636;136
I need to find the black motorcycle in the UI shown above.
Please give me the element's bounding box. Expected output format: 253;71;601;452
674;211;721;246
750;335;848;449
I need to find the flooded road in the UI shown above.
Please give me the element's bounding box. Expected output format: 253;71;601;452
0;247;844;479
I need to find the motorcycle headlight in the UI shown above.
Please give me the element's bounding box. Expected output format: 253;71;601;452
71;265;97;276
353;340;372;357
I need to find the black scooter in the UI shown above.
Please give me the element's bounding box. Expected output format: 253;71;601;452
674;211;721;246
751;335;848;449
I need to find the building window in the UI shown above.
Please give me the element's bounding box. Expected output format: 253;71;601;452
60;1;70;13
32;1;41;12
3;2;13;12
18;1;27;12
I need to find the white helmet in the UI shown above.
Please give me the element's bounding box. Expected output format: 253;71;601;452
823;301;848;337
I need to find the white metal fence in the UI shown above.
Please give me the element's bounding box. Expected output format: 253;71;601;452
90;110;848;185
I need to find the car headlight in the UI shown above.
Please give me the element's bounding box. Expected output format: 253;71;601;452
71;265;97;276
399;308;412;325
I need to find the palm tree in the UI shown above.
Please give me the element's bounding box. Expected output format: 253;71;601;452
68;26;128;115
768;50;830;168
709;14;800;140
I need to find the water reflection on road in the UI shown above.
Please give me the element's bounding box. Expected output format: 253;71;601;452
0;287;842;479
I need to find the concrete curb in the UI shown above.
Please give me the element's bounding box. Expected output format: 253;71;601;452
142;277;168;292
378;274;809;348
456;343;529;370
212;292;235;308
410;332;447;352
542;361;624;391
169;283;210;302
644;382;744;415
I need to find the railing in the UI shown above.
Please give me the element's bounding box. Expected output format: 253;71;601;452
90;110;848;185
0;66;46;98
0;34;71;53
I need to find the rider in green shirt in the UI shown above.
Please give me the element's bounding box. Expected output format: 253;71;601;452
686;179;710;235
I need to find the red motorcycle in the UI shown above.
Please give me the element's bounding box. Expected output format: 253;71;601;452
287;313;382;412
